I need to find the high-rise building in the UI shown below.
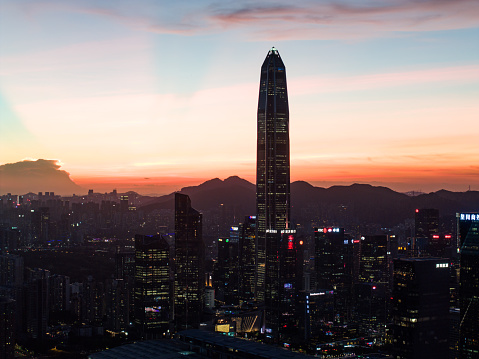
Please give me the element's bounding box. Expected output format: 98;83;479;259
106;278;129;333
134;234;170;338
458;212;479;359
215;226;240;305
49;274;70;313
0;296;15;359
239;216;256;303
25;268;50;340
256;47;296;339
174;193;204;331
392;258;450;359
414;208;439;256
415;208;439;238
314;227;356;324
256;47;290;298
256;47;290;237
356;235;389;334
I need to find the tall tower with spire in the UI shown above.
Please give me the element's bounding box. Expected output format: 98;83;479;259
256;48;296;339
256;46;290;238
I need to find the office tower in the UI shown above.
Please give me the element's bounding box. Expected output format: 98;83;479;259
256;46;290;298
314;227;355;324
458;213;479;359
256;47;296;339
298;290;334;341
174;193;204;331
134;234;170;338
356;235;389;334
215;226;240;305
357;234;388;326
239;216;256;303
392;258;450;359
359;235;388;283
414;208;439;256
415;208;439;238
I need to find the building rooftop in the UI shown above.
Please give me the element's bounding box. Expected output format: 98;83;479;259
88;339;204;359
178;329;313;358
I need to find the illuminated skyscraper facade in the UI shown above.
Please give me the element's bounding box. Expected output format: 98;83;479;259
239;216;256;303
392;258;450;359
174;193;204;331
458;213;479;359
256;46;290;242
256;47;295;339
134;234;170;338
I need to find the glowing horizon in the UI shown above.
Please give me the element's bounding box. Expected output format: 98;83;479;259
1;0;478;194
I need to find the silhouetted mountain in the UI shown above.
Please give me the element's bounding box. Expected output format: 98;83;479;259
139;176;255;213
139;177;478;227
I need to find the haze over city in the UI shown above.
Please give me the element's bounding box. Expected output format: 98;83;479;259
1;0;479;195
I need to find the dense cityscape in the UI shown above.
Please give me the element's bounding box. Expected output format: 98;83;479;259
1;48;478;359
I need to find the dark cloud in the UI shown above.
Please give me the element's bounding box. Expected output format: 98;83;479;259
0;159;84;195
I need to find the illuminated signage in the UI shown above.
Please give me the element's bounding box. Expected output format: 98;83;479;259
460;213;479;221
145;306;160;313
436;263;449;268
266;229;296;234
310;291;334;296
284;283;292;289
230;226;239;231
323;227;341;233
215;324;230;333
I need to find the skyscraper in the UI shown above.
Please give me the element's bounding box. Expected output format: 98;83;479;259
134;234;170;338
392;258;450;359
174;193;204;331
256;46;290;241
458;212;479;359
256;47;295;339
239;216;256;303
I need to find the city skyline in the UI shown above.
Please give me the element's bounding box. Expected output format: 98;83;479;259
1;0;479;194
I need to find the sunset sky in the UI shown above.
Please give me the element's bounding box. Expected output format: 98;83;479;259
1;0;478;194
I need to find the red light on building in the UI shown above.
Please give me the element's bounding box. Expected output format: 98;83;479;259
432;235;440;239
353;240;360;244
323;228;327;233
445;235;452;239
416;209;419;213
372;286;376;290
288;237;294;250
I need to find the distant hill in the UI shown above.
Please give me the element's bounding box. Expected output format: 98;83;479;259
138;177;478;226
139;176;255;213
